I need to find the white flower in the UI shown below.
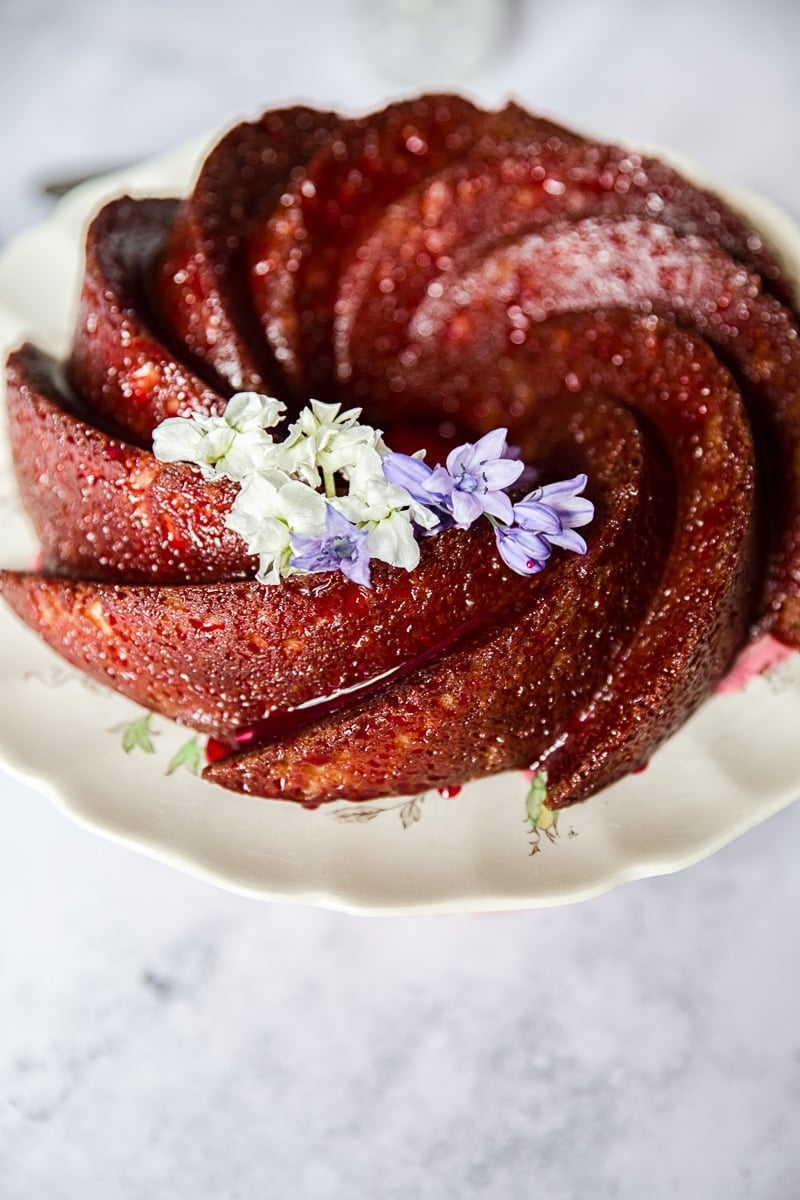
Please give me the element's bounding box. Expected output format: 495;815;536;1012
333;445;438;570
151;391;287;482
152;416;233;479
365;510;421;571
279;399;386;488
339;446;439;529
227;474;326;584
224;391;286;433
225;471;288;542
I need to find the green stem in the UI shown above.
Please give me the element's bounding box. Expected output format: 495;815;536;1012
323;468;337;499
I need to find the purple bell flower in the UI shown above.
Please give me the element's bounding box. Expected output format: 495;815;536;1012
496;474;594;576
440;428;524;527
290;504;372;587
384;433;594;579
383;429;525;530
494;525;553;575
381;451;453;528
516;474;594;554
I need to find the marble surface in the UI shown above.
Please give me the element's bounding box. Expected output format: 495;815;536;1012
2;1;800;1195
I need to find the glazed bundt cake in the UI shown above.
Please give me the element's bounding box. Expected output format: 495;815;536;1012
2;96;799;808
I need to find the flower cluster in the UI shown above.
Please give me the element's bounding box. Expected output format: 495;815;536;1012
152;393;593;586
383;435;593;576
153;395;437;585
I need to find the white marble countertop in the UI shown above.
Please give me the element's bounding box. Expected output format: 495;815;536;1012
2;1;800;1196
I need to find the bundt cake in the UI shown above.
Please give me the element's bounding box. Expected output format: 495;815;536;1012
2;95;799;809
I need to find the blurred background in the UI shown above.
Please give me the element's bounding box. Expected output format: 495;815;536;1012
2;2;800;1198
3;0;800;242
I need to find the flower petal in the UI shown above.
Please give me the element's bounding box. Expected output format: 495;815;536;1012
538;472;588;499
480;489;515;525
481;457;524;490
151;417;205;463
367;512;420;570
495;527;551;575
225;391;286;431
444;441;472;477
382;451;434;498
278;480;327;531
450;488;483;528
547;528;588;554
423;465;456;506
549;497;595;527
512;498;563;535
340;553;372;588
468;426;509;466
